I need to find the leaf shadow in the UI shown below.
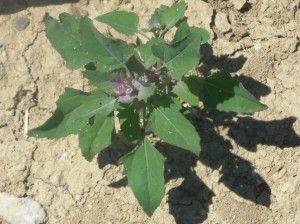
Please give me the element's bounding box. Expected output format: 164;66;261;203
196;114;272;207
0;0;79;15
156;142;214;224
198;43;248;75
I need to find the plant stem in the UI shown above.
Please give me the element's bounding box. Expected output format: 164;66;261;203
138;31;151;40
124;66;134;81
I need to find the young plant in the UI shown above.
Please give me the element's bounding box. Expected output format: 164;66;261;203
28;1;267;216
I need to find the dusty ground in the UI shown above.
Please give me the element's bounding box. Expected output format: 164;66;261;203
0;0;300;223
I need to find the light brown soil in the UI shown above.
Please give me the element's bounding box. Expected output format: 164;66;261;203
0;0;300;223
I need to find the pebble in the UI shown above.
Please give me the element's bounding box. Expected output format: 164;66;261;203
0;192;46;224
74;194;82;202
14;17;30;31
57;187;65;193
126;3;134;10
15;164;27;171
50;175;61;187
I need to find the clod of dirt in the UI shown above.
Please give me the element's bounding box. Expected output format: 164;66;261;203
0;192;46;224
14;17;30;31
215;12;231;33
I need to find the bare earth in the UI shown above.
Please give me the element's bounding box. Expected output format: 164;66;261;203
0;0;300;223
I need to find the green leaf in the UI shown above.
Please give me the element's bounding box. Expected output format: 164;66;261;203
66;96;116;127
172;75;203;106
147;5;169;31
28;88;116;139
45;13;134;71
191;27;210;44
96;11;139;36
56;88;91;114
173;81;198;106
172;22;210;44
152;31;202;80
171;21;190;44
202;70;268;113
118;104;141;143
138;83;156;101
79;17;135;72
79;114;115;161
160;1;187;30
121;138;165;216
82;70;120;92
28;88;93;138
138;38;164;69
147;106;201;155
45;13;90;69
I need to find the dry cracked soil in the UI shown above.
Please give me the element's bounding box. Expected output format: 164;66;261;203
0;0;300;223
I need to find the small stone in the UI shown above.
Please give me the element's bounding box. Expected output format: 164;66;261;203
230;0;247;11
57;187;65;193
126;3;134;10
254;42;262;50
50;175;61;187
74;194;82;202
0;192;46;224
14;17;30;31
215;12;231;33
15;164;27;171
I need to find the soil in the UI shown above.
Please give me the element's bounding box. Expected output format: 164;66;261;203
0;0;300;223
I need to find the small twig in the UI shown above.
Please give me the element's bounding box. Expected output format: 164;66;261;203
24;109;29;138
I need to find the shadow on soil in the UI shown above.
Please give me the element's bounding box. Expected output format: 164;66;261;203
98;51;300;223
0;0;78;15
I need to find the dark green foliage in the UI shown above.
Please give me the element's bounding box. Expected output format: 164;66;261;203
29;1;267;217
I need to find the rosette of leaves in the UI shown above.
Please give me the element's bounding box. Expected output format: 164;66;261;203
28;1;267;216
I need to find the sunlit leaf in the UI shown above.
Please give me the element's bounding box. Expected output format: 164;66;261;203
45;13;134;71
202;70;268;113
121;138;165;216
147;105;201;155
79;114;115;161
96;11;139;36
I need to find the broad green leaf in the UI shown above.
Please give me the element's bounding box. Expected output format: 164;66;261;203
173;81;198;106
96;11;139;36
202;70;268;113
147;5;169;31
172;75;203;106
45;13;91;69
66;96;116;126
82;70;120;92
172;22;210;44
160;1;187;30
56;88;91;114
138;83;156;101
138;38;164;69
28;88;93;138
79;17;135;72
125;56;146;75
152;31;202;80
147;106;201;155
121;138;165;216
191;27;210;44
118;104;141;143
79;114;115;161
171;21;190;44
45;13;134;71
